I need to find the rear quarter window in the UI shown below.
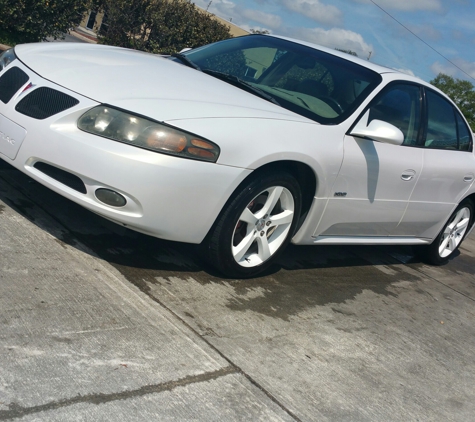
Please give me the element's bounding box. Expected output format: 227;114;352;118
425;90;472;151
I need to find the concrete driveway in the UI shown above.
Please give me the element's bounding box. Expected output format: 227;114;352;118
0;158;474;421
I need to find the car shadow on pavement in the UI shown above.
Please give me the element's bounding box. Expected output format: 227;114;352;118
0;159;437;317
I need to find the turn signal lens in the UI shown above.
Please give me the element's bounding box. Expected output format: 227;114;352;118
145;129;187;152
78;106;220;162
191;139;214;149
188;147;215;159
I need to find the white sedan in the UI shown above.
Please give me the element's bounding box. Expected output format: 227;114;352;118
0;35;474;277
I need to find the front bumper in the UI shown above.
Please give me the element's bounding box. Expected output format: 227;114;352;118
0;60;251;243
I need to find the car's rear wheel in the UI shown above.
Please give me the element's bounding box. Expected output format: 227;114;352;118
420;199;473;265
203;172;301;278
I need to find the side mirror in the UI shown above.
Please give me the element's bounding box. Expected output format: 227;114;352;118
350;110;404;146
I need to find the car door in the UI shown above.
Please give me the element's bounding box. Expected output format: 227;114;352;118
314;82;424;237
394;89;475;238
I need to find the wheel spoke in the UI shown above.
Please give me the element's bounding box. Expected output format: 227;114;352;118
455;216;469;233
233;230;256;262
258;186;283;217
269;209;294;227
257;235;272;262
439;235;451;255
443;225;451;236
451;212;464;228
447;236;457;252
239;207;258;225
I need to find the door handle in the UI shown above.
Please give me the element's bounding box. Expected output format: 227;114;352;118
464;174;474;183
401;170;416;181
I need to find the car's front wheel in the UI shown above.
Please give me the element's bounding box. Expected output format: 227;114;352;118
421;199;473;265
203;172;302;278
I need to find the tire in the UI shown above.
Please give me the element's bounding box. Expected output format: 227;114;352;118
420;199;473;265
203;172;302;278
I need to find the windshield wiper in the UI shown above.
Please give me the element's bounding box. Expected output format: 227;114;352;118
297;96;310;109
171;53;201;70
202;69;281;106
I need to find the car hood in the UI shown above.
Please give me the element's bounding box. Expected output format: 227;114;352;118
15;43;309;123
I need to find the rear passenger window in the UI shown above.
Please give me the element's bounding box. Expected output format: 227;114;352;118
425;90;468;151
456;112;472;151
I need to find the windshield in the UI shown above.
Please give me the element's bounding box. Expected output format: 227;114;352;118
173;35;382;124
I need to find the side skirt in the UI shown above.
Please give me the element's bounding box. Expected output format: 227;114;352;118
310;236;431;245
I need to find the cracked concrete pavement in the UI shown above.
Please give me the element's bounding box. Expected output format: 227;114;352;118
0;161;293;421
1;158;475;421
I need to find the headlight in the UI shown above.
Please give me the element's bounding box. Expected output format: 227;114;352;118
78;106;220;162
0;49;16;71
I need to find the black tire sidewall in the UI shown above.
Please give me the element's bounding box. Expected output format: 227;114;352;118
207;172;302;278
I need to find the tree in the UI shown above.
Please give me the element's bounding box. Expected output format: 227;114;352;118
0;0;93;45
93;0;149;50
430;73;475;131
335;48;358;57
250;29;270;35
97;0;232;55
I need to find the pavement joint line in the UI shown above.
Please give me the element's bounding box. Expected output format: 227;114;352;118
0;367;238;420
129;284;303;422
0;169;302;422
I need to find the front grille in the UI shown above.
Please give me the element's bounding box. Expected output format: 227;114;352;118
0;67;29;104
34;162;87;194
15;87;79;119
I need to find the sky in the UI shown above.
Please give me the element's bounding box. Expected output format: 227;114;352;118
193;0;475;83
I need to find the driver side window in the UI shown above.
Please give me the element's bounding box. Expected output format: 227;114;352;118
368;83;422;146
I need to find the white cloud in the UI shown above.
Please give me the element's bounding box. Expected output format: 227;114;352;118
193;0;281;31
431;59;475;79
431;61;453;76
280;0;342;25
241;9;282;29
194;0;238;21
292;27;373;59
352;0;443;12
395;68;416;76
